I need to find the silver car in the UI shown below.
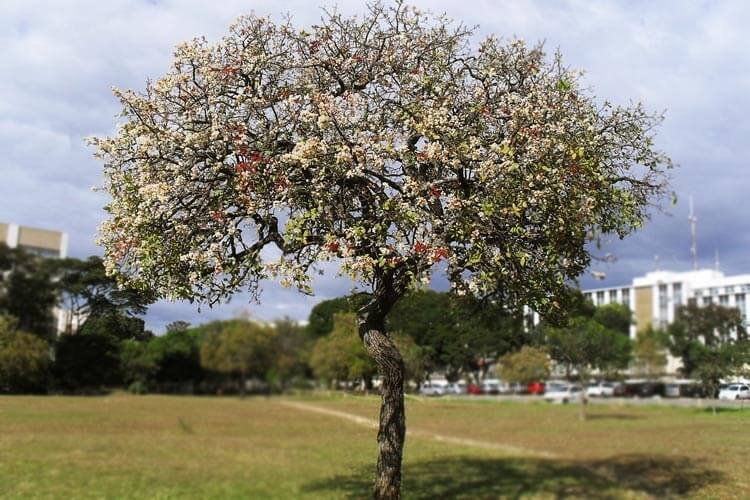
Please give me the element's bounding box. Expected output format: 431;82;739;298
419;380;450;396
544;384;583;404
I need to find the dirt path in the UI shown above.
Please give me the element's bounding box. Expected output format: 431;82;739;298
278;400;558;459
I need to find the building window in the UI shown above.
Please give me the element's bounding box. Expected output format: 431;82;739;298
709;287;718;295
596;291;605;304
583;292;592;302
18;245;60;259
726;286;735;294
609;290;617;303
719;295;729;306
673;283;682;306
703;297;712;306
621;288;630;308
658;284;668;321
736;294;746;322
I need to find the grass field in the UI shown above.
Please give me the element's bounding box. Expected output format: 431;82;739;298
0;394;747;499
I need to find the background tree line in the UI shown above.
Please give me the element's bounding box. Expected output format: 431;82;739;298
2;243;748;396
0;244;311;394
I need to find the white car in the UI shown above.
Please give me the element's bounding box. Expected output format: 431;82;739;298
481;378;502;394
419;380;451;396
587;382;617;398
448;382;467;395
718;384;750;400
544;384;583;404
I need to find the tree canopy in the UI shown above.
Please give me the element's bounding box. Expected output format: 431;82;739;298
545;316;632;378
0;315;51;393
310;312;376;387
51;256;154;332
667;302;749;400
633;326;668;379
92;3;670;320
309;290;523;381
0;244;57;341
497;346;550;386
593;303;632;336
199;319;275;389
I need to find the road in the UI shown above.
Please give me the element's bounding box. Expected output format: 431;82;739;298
443;393;750;409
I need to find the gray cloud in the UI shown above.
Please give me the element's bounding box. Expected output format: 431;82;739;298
1;0;748;331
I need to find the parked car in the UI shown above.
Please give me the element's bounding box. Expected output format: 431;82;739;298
665;380;701;398
419;380;451;396
544;384;583;404
545;380;568;393
718;384;750;400
508;382;527;394
664;383;681;398
612;382;627;397
467;383;482;395
448;382;467;395
587;382;618;398
481;378;501;395
624;381;665;398
527;381;545;395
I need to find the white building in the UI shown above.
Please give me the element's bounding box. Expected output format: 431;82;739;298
0;222;68;258
583;269;750;375
583;269;749;339
1;221;71;333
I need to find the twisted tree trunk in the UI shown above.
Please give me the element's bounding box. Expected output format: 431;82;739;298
361;326;406;499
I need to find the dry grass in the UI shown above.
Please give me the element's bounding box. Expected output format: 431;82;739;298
304;394;750;498
0;393;745;498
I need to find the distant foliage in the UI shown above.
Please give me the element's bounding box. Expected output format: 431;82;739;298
593;303;632;336
50;255;154;334
120;338;159;391
306;295;368;339
268;317;311;390
633;326;669;379
147;327;205;389
392;332;432;387
199;319;275;393
77;312;151;342
310;313;376;387
668;303;749;396
0;245;57;341
544;316;632;378
497;346;550;385
0;315;51;393
54;332;121;391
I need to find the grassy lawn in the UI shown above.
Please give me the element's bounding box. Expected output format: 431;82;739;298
0;394;746;498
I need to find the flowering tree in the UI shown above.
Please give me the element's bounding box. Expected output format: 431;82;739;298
91;3;671;497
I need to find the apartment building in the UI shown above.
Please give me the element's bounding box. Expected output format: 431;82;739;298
0;222;68;258
1;221;70;332
582;269;750;339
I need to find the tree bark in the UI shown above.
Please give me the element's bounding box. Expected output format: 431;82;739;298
578;369;587;421
361;326;405;499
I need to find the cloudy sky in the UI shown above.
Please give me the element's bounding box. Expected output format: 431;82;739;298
1;0;748;332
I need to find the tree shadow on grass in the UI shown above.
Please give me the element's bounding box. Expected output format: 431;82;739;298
303;454;722;499
695;406;749;414
584;413;645;420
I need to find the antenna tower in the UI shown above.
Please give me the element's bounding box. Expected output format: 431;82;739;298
688;196;698;270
